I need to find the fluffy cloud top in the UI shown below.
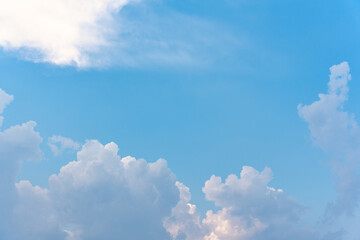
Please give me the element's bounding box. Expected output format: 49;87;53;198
0;88;181;239
298;62;354;154
2;139;179;240
48;140;179;240
0;0;132;67
165;167;317;240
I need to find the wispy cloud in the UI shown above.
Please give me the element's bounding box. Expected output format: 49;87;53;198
48;135;80;156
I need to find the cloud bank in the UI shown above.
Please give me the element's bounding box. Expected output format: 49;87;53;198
3;61;360;240
0;86;322;240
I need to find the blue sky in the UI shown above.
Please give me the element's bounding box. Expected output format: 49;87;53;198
1;0;360;239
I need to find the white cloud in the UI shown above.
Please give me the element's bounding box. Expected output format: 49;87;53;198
0;0;133;67
0;88;42;239
0;89;181;239
298;62;360;219
202;208;266;240
163;182;203;240
48;135;80;156
165;166;318;240
203;166;302;221
298;62;355;154
0;0;240;68
47;140;179;239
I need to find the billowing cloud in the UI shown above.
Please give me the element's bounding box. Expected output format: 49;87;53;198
48;135;80;156
0;89;42;239
0;88;180;239
298;62;360;218
48;140;179;240
3;139;180;239
0;0;133;67
165;166;318;240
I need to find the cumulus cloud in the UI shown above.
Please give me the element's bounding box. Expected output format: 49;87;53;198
48;135;80;156
7;139;180;239
0;121;43;239
165;166;318;240
298;62;360;218
0;89;42;239
0;89;180;239
47;140;179;240
0;0;133;67
12;180;65;240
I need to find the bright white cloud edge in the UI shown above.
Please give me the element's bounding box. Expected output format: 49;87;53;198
0;0;132;67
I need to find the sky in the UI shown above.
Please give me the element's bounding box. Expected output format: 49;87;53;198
1;0;360;239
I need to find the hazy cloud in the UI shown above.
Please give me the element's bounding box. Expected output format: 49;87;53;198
48;135;80;156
